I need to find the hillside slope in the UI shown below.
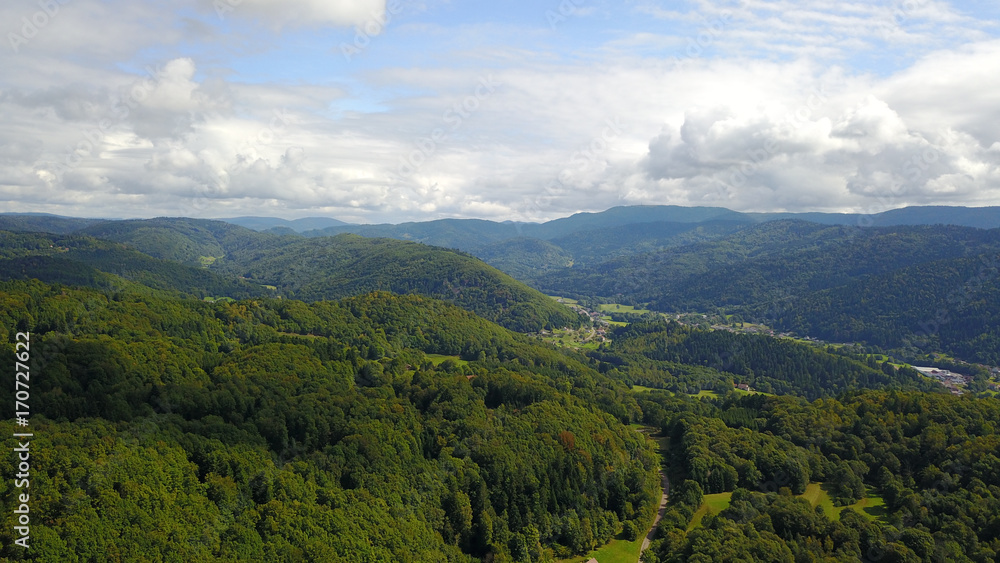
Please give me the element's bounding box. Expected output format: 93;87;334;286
0;281;656;561
214;233;582;332
70;218;582;332
0;231;271;299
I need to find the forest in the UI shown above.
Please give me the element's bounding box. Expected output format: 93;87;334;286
0;280;656;561
638;390;1000;562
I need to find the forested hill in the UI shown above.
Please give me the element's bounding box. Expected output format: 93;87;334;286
0;231;271;300
4;218;581;332
536;221;1000;301
0;213;106;234
0;280;658;561
213;205;1000;281
210;233;581;332
589;320;939;399
77;217;279;267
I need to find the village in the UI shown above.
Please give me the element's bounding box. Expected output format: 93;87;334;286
912;366;974;395
544;297;1000;397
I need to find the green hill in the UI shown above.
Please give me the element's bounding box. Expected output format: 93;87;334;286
472;237;574;279
67;218;582;332
0;231;271;300
0;213;106;234
213;233;582;332
78;217;274;266
590;320;937;399
0;281;657;561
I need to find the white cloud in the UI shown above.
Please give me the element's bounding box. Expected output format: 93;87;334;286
0;1;998;221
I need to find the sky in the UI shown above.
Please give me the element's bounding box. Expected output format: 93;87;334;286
1;0;1000;223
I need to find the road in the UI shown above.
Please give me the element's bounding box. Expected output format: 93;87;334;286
637;428;670;561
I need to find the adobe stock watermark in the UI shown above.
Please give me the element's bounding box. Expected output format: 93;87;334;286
876;0;929;41
668;8;739;71
47;62;172;182
184;108;295;215
521;117;623;217
213;0;244;19
340;0;408;62
851;145;941;232
707;88;829;202
394;75;501;179
7;0;71;54
235;108;295;163
546;0;589;30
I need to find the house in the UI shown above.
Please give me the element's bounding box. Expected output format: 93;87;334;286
735;383;751;392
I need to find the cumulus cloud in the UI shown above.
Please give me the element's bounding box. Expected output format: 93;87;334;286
641;86;1000;213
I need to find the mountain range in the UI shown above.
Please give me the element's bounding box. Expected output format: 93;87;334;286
2;205;998;361
217;204;1000;237
214;204;1000;280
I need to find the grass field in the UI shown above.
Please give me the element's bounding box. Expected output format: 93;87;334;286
597;303;653;315
631;387;722;400
733;387;775;397
688;493;733;530
548;295;579;305
560;536;646;563
801;483;887;521
684;484;888;532
539;328;603;350
424;354;469;367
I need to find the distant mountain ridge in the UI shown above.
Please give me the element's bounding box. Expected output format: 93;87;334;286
206;205;1000;280
4;205;998;304
0;213;108;234
208;205;1000;238
219;216;350;232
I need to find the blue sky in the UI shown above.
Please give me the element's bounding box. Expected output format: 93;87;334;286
2;0;1000;222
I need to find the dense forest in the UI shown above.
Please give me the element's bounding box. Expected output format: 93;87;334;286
638;390;1000;562
212;233;580;333
0;280;656;561
7;214;1000;358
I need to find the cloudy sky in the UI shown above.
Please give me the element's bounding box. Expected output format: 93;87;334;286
2;0;999;223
